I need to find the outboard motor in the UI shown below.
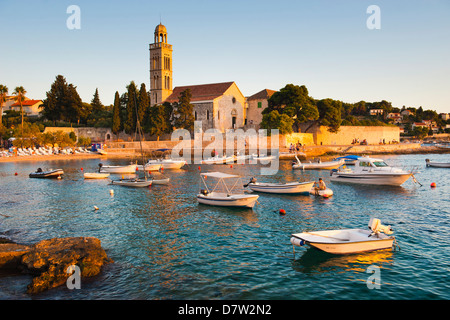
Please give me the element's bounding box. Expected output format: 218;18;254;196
368;218;393;236
201;189;209;196
98;163;103;173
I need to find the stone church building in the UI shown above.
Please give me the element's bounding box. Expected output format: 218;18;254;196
149;23;270;132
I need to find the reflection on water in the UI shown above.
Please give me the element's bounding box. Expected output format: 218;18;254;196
0;154;449;299
291;247;395;274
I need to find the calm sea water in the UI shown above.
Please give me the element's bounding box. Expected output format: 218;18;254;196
0;153;449;300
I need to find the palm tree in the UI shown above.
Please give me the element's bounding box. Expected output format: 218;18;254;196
0;84;8;126
13;86;27;136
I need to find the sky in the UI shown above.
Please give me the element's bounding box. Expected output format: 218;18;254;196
0;0;449;114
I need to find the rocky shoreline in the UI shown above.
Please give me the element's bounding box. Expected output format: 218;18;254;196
0;237;112;294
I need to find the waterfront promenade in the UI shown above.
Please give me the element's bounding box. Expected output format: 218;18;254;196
0;142;448;164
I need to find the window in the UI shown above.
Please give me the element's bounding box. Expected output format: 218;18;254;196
258;102;262;108
207;110;209;120
195;111;197;120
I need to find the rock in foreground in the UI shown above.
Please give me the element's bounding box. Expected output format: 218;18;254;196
0;237;112;294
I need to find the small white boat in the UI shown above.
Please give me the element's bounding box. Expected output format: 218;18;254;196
97;149;108;155
330;157;412;186
251;153;276;162
309;188;334;198
290;218;395;254
99;163;138;174
84;172;110;179
292;156;344;170
425;159;450;168
110;177;152;187
151;178;170;185
29;168;64;179
145;159;186;170
201;155;235;164
197;172;259;208
136;163;162;171
246;178;315;194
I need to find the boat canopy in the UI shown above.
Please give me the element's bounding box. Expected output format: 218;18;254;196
200;172;239;179
336;155;360;160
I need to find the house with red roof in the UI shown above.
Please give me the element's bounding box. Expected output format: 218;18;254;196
9;99;43;117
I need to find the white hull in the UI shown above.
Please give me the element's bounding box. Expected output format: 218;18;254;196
330;172;411;186
426;161;450;168
309;188;334;198
291;228;394;254
197;192;259;208
100;164;137;174
146;160;186;169
137;163;162;171
201;156;235;164
248;181;314;194
293;160;344;170
84;172;110;179
152;178;170;185
111;179;152;187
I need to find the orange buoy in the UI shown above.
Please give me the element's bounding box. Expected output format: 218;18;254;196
430;182;436;188
14;172;18;176
279;209;286;215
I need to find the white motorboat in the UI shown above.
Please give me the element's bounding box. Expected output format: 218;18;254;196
330;156;412;186
197;172;259;208
251;153;276;162
425;159;450;168
292;155;344;170
84;172;110;179
145;159;186;169
201;155;235;164
246;178;315;194
110;177;152;187
309;188;334;198
136;163;162;171
29;168;64;179
290;218;396;254
99;163;138;174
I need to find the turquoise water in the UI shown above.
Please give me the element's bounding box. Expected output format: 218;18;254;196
0;153;449;300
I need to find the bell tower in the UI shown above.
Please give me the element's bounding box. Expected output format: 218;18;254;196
149;23;173;105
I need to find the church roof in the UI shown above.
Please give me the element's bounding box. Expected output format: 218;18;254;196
247;89;276;100
164;81;235;103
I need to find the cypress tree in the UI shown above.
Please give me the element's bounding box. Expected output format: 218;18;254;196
112;91;121;138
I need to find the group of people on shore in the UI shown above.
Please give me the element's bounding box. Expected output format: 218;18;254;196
289;142;305;153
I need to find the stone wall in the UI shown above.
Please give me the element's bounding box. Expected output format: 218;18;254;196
299;124;400;145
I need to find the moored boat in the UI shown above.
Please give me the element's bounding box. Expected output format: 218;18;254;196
110;177;152;187
425;159;450;168
197;172;259;208
330;156;412;186
290;218;395;254
292;156;344;170
29;168;64;179
99;163;138;174
83;172;110;179
246;178;315;194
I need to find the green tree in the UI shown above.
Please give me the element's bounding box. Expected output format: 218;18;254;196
112;91;121;138
0;84;8;126
124;81;138;135
147;104;170;140
13;86;27;136
173;89;195;131
260;110;294;135
137;83;149;130
315;98;342;133
41;75;84;125
266;84;318;131
412;126;429;139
